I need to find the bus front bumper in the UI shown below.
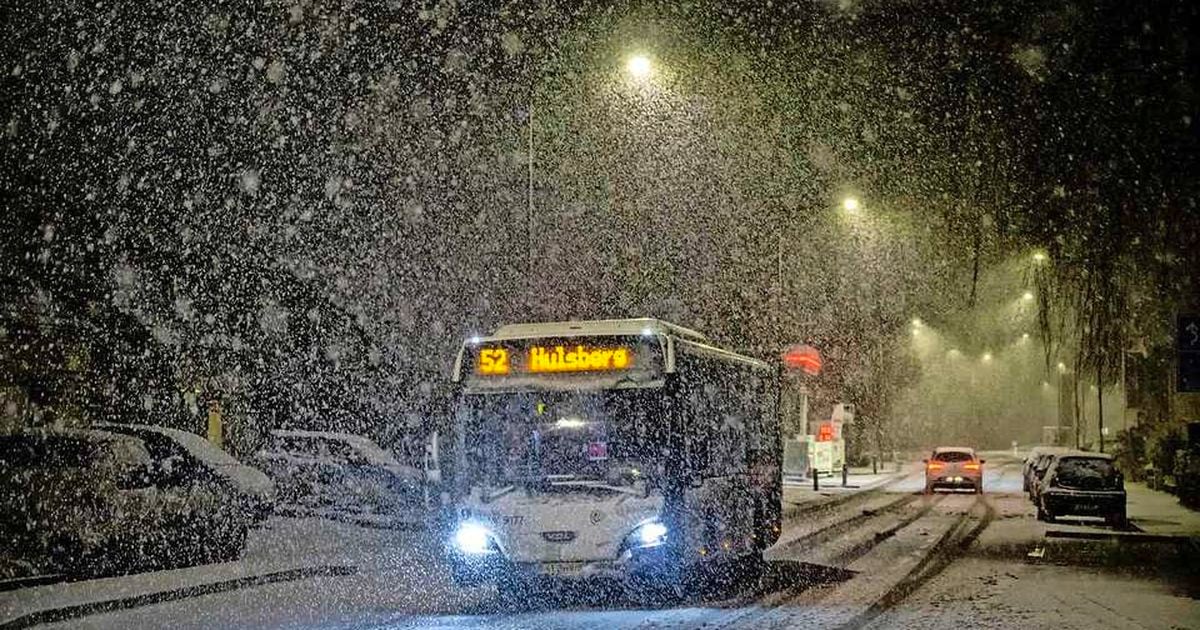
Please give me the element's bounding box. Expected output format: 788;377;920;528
448;544;677;587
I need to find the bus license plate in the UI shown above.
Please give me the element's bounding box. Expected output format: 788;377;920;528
538;562;586;576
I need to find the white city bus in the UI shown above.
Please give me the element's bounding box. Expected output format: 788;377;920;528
445;318;781;599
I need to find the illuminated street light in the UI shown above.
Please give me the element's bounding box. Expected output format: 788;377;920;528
1057;361;1067;372
912;317;922;327
1032;251;1047;262
1022;332;1030;340
1022;291;1035;301
627;54;652;78
981;352;993;363
842;196;861;212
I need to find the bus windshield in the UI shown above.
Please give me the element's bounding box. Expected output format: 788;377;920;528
461;387;668;492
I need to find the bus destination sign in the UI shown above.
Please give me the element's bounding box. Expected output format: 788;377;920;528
477;343;634;376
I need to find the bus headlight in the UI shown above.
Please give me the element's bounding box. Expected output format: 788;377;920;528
453;522;499;555
628;519;668;549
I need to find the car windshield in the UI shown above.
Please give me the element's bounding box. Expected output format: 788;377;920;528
1055;458;1122;491
3;0;1196;624
461;388;666;489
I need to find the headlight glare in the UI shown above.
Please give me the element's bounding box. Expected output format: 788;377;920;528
632;520;668;548
453;522;498;555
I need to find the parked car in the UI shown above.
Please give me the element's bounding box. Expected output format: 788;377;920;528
95;422;276;524
924;446;985;494
1036;451;1127;527
1023;447;1067;492
0;429;251;578
1027;451;1064;503
254;430;422;515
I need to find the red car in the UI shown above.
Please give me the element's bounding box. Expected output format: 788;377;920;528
924;447;985;494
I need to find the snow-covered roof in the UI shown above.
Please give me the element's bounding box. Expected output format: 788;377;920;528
269;429;399;466
96;422;275;497
487;318;706;342
96;422;242;467
933;446;976;453
1057;450;1114;460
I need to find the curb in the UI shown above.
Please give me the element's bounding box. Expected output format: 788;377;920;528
1044;529;1200;544
0;565;356;630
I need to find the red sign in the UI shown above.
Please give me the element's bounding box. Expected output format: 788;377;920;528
586;442;609;461
782;344;823;375
817;422;834;442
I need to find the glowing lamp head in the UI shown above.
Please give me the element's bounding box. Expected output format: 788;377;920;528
842;196;860;212
627;55;652;78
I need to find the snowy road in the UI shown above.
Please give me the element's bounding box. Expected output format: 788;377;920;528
24;454;1200;629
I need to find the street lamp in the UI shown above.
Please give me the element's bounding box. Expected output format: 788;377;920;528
1022;291;1035;301
1032;251;1047;263
912;317;922;327
982;352;993;363
627;54;652;78
842;196;861;213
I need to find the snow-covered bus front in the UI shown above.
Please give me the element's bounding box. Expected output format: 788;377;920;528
446;318;782;599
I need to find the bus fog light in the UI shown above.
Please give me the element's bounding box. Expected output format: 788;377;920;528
454;522;498;555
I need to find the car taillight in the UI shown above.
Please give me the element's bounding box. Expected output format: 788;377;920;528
964;462;981;471
927;461;944;471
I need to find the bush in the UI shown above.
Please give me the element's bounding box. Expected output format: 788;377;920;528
1147;427;1186;489
1112;428;1147;481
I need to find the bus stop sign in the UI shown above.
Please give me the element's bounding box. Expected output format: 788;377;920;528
1179;315;1200;393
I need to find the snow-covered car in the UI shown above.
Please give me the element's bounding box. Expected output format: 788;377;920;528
923;446;984;493
0;429;250;578
1027;451;1063;503
1036;451;1127;527
1023;446;1067;492
95;422;276;525
254;430;422;516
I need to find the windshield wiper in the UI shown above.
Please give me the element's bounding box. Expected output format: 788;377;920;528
547;479;646;497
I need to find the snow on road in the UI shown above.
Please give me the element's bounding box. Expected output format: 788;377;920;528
20;454;1200;629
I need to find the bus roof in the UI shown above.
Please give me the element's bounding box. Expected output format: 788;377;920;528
487;318;707;342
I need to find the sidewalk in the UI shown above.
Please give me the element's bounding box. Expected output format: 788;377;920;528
782;465;912;518
1125;482;1200;537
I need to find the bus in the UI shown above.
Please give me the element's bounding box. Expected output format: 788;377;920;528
445;318;782;599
